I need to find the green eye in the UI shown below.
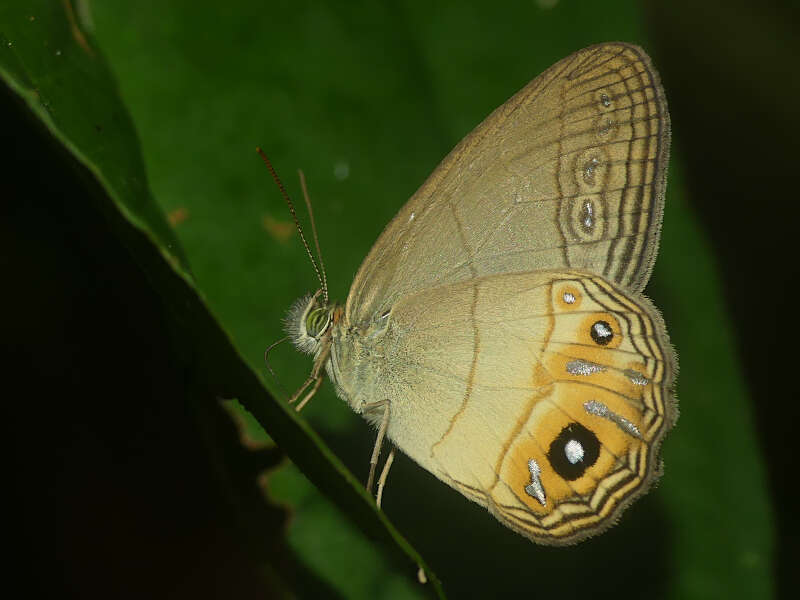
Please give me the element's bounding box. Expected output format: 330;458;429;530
305;307;331;338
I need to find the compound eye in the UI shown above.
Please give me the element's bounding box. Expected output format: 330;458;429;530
305;307;331;338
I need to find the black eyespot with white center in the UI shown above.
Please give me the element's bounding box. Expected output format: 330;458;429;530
547;423;600;481
590;320;613;345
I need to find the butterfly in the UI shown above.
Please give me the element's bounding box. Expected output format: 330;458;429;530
282;42;676;545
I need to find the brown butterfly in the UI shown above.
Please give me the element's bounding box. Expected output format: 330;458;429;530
286;42;676;545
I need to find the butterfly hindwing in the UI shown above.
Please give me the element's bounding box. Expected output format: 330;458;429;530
334;270;675;544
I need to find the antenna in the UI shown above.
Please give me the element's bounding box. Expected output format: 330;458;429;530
298;169;328;303
257;148;327;300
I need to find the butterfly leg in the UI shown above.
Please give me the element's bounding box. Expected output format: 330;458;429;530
376;446;396;508
289;334;332;412
287;375;314;406
293;375;323;412
364;399;390;497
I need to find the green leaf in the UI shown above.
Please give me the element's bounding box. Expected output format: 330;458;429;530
1;1;189;274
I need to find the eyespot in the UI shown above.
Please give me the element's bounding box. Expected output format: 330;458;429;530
590;320;614;345
582;156;601;186
596;117;616;136
583;400;642;439
580;200;595;233
575;148;609;194
595;88;614;110
547;423;600;481
558;284;581;309
524;458;546;506
566;358;606;376
624;368;649;386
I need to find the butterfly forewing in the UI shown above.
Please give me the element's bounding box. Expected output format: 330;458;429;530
346;42;670;325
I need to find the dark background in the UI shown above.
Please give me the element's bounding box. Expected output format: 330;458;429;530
4;0;797;598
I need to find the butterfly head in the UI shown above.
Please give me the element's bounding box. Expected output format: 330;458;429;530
285;289;338;355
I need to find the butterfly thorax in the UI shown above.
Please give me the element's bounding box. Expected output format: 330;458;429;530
286;291;384;422
327;307;397;424
287;291;394;426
